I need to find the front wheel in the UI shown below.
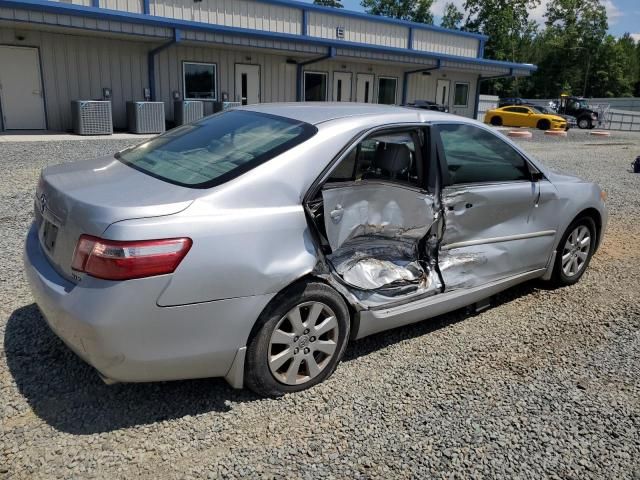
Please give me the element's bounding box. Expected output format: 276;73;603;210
577;117;592;129
245;281;350;397
490;116;503;126
551;217;596;286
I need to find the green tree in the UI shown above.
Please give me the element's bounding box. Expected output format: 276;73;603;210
462;0;540;96
538;0;608;97
313;0;344;7
587;35;634;97
440;2;463;30
361;0;435;24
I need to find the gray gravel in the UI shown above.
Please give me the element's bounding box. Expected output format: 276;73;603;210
1;132;639;479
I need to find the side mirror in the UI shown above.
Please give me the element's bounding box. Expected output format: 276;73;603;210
530;170;544;182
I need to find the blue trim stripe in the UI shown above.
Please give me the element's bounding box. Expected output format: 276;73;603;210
0;0;535;72
142;0;149;15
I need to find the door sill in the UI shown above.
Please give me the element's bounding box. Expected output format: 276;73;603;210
355;269;545;339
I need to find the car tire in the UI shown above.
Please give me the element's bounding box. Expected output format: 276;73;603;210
537;120;550;131
490;116;503;126
551;216;597;287
245;281;350;397
578;117;592;129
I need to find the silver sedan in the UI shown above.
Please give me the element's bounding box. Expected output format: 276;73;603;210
24;104;607;396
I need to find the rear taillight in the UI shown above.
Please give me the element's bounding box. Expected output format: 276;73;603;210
71;235;192;281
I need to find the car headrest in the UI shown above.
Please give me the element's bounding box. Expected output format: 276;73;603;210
371;143;411;179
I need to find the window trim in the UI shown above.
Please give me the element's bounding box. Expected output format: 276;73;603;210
303;70;329;102
453;81;470;108
377;76;398;105
433;122;538;187
305;124;434;202
182;61;218;102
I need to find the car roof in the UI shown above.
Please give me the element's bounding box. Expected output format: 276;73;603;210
236;102;463;126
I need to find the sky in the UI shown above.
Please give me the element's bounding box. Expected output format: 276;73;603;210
299;0;640;41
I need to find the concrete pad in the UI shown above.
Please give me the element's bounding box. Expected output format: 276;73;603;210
0;131;156;143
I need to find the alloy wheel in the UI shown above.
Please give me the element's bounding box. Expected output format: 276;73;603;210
268;301;339;385
561;225;591;277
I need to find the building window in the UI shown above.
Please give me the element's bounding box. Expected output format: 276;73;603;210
377;77;398;105
453;82;469;107
304;71;328;101
183;62;217;100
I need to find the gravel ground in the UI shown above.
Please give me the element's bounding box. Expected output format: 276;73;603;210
1;131;639;479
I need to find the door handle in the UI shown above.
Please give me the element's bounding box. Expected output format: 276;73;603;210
329;204;344;222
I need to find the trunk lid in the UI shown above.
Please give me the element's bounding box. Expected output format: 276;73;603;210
35;155;197;282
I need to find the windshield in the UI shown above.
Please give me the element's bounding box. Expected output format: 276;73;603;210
117;110;317;188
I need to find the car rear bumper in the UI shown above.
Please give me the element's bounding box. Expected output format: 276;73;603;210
23;223;273;384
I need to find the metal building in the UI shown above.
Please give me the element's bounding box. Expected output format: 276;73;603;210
0;0;536;132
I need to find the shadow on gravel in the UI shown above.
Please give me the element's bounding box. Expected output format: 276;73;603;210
6;281;539;434
5;304;260;435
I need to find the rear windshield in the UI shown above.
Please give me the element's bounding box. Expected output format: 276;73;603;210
117;110;317;188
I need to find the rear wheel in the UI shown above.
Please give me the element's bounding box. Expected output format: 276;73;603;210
551;216;596;286
577;117;592;129
490;116;503;126
245;281;350;397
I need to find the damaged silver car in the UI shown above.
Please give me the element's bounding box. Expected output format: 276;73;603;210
24;104;608;396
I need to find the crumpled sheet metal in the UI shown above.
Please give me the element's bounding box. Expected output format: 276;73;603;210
326;236;441;305
322;183;435;251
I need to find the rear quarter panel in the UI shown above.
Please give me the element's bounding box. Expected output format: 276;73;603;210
102;116;403;306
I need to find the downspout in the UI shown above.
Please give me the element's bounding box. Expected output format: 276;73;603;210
401;59;441;105
473;68;514;119
296;46;336;102
148;28;181;102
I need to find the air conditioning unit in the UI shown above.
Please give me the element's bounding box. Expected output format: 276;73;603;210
71;100;113;135
174;100;204;126
127;101;165;134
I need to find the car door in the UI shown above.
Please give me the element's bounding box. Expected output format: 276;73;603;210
321;129;433;252
502;107;526;127
434;122;560;290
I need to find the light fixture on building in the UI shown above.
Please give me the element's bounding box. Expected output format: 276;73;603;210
286;58;298;65
422;71;431;76
102;87;112;100
172;90;181;100
143;88;151;101
245;56;252;61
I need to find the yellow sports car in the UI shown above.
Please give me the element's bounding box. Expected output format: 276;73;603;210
484;105;568;131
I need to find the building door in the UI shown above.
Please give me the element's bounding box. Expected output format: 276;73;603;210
333;72;352;102
356;74;375;103
235;64;260;105
435;79;450;109
0;46;46;130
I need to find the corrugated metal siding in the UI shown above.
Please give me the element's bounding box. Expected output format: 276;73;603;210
0;7;172;37
154;44;298;119
0;26;149;130
101;0;143;14
150;0;301;34
412;29;478;57
308;11;407;49
181;29;325;55
49;0;93;6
